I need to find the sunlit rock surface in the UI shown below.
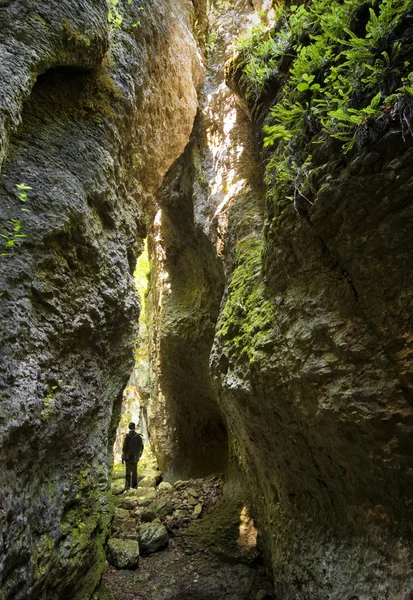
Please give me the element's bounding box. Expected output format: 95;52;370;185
147;2;413;600
0;1;202;598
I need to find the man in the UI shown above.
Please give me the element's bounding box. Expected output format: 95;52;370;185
122;422;144;490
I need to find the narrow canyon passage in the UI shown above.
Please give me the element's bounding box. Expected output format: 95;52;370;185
1;1;413;600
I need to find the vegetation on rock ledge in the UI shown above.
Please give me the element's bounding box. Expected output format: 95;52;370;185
232;0;413;207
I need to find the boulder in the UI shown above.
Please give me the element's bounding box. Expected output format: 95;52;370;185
148;499;174;520
140;469;162;485
116;497;138;511
140;509;157;523
124;488;156;500
138;521;169;555
158;481;173;492
135;497;155;509
111;480;125;496
111;516;139;541
139;476;157;488
173;480;186;488
106;538;140;570
114;508;130;520
192;504;203;519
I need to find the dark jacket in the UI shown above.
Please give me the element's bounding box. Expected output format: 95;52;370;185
122;431;144;462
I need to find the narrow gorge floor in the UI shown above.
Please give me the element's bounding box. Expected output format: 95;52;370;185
101;470;273;600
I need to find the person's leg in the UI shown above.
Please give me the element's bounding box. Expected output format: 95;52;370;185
131;461;138;488
125;461;132;489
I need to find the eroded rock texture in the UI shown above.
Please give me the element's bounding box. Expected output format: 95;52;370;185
212;13;413;600
0;1;202;598
145;0;263;480
146;2;413;600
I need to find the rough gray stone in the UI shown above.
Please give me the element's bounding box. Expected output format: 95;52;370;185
139;476;157;488
138;521;169;555
0;0;202;598
106;538;139;570
116;497;138;511
157;481;173;492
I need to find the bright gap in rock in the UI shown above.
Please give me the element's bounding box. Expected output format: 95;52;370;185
112;239;159;489
237;505;258;551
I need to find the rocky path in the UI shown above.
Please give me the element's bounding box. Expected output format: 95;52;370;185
99;469;273;600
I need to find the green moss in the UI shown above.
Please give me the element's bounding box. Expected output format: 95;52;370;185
217;236;274;366
118;411;132;428
32;534;55;585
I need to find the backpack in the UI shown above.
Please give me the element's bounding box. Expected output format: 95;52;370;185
123;431;144;461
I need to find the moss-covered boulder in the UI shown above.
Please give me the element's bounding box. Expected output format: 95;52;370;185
106;538;140;570
116;497;139;511
111;480;125;496
112;464;125;481
138;522;169;555
124;488;156;501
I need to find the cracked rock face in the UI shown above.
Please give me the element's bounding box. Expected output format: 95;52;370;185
213;47;413;600
0;1;202;599
145;2;413;599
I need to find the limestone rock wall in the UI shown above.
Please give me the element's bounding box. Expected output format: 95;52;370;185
210;9;413;600
211;131;413;599
146;2;413;599
145;0;265;480
0;1;202;599
147;135;228;479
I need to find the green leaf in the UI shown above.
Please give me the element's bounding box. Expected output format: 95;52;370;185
297;82;309;92
369;91;382;108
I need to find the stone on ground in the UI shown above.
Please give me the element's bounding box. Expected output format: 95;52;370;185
112;463;124;481
111;480;124;495
158;481;173;492
192;503;203;519
106;538;140;570
111;516;139;541
139;476;157;488
149;499;174;519
114;508;130;520
139;521;169;555
125;488;156;500
140;508;157;523
116;496;138;510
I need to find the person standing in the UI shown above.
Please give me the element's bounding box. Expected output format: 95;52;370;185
122;422;144;490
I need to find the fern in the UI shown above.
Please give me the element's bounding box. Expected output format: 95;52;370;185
233;0;412;209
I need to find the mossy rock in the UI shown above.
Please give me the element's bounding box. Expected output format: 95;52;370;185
106;538;139;569
114;508;130;519
116;497;138;510
112;463;124;481
111;515;139;541
138;521;169;555
146;499;174;520
111;480;125;496
124;488;156;500
138;476;157;488
158;482;173;492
